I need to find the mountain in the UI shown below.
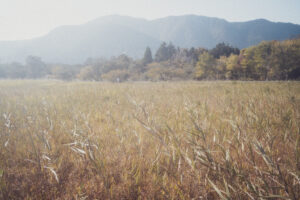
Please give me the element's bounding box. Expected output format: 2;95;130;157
1;15;300;64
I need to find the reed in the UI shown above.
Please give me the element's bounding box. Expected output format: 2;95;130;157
0;80;299;199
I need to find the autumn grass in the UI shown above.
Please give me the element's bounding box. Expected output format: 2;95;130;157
0;80;299;199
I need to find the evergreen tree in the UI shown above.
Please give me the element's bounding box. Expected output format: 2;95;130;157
142;47;153;65
210;43;240;58
167;42;176;59
155;42;169;62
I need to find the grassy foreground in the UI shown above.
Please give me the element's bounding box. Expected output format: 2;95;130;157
0;80;299;199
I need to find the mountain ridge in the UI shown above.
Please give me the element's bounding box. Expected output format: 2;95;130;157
1;15;300;64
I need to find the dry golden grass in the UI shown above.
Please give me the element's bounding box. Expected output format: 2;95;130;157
0;80;299;199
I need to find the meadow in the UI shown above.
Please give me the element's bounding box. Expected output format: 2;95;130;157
0;80;299;199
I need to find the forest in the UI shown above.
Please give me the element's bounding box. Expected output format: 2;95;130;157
0;38;299;81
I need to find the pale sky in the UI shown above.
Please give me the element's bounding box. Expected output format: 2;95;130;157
0;0;300;41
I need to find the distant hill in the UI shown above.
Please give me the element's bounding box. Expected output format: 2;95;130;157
0;15;300;64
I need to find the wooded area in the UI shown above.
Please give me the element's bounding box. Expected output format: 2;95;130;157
0;38;299;81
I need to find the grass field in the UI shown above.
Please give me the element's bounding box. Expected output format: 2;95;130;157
0;80;299;199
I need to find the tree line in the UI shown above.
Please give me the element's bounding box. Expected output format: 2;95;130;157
0;38;299;81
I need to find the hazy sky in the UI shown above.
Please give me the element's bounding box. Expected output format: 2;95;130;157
1;0;300;41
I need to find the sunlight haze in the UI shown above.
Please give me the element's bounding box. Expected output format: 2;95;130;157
0;1;300;199
0;0;300;40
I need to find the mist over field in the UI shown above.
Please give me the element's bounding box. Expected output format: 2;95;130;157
0;1;300;199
